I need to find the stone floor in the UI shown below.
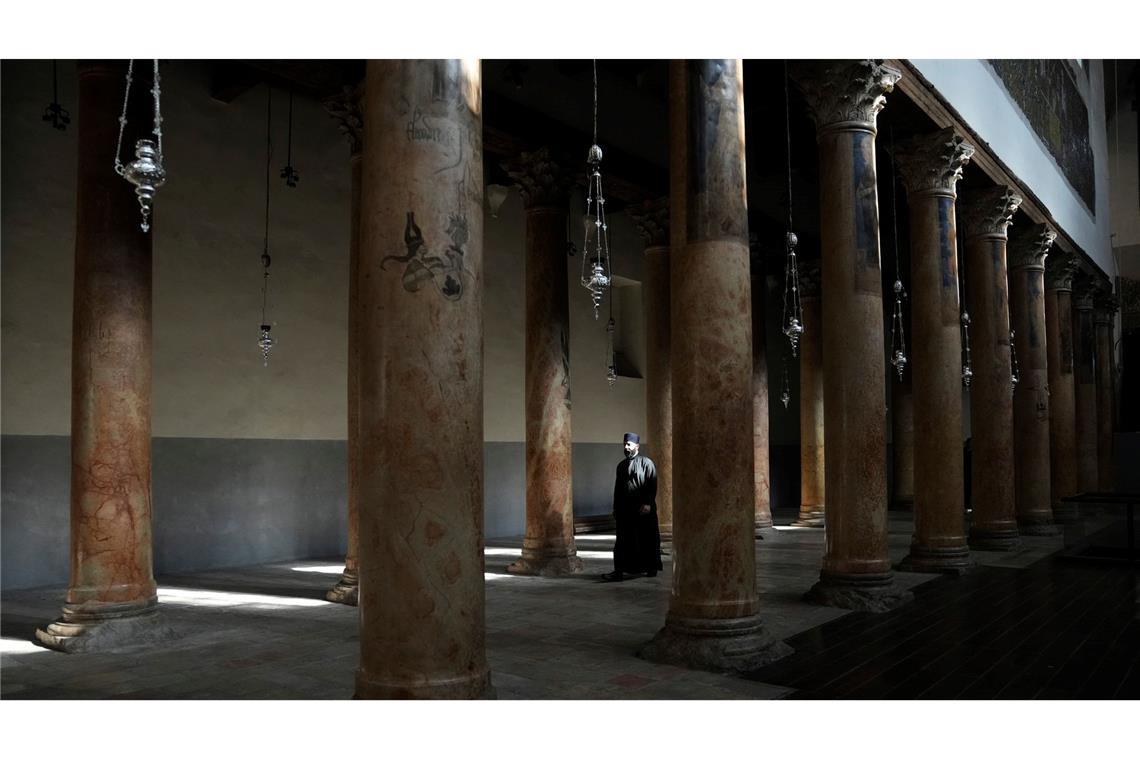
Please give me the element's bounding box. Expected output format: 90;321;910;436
0;509;1106;700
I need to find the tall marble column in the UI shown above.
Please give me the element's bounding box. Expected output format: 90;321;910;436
1072;276;1099;493
793;259;826;527
323;86;364;605
629;197;674;542
640;60;790;671
891;376;915;511
792;60;912;611
1008;224;1059;534
1044;252;1080;522
1094;292;1118;490
503;148;583;577
894;128;974;573
961;186;1022;550
36;61;168;653
356;59;491;699
751;243;774;536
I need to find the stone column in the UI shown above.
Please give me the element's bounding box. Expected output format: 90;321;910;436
1044;252;1080;523
629;197;674;543
891;376;915;511
36;61;167;653
961;186;1022;550
1073;277;1099;493
894;128;975;573
1008;224;1059;535
792;60;912;611
751;244;774;536
794;260;826;527
503;148;583;577
1094;292;1118;490
356;59;491;699
640;60;790;672
323;85;364;605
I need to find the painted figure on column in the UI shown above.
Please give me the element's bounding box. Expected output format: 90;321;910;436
601;433;663;582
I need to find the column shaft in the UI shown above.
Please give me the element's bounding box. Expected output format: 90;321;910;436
356;59;490;699
1008;226;1057;534
37;61;165;653
1094;302;1116;490
795;274;825;527
1044;253;1078;523
752;257;773;533
1073;287;1098;492
962;187;1022;550
639;60;790;672
891;378;915;510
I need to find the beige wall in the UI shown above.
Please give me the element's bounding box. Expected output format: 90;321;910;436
2;60;646;444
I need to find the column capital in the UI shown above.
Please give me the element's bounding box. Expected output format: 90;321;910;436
1094;290;1119;322
798;257;822;299
1007;223;1057;270
1044;250;1079;291
1072;272;1098;310
790;59;901;132
628;196;670;248
894;128;975;197
323;84;364;156
959;186;1022;239
502;147;576;210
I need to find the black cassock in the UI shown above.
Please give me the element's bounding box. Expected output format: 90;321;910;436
611;454;663;574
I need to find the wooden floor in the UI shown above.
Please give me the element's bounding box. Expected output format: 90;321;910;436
745;522;1140;699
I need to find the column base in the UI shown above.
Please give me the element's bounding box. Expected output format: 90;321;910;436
355;670;495;700
1017;516;1060;536
35;598;174;654
326;571;359;606
969;526;1022;551
507;552;585;577
897;544;974;575
804;571;914;613
637;613;793;674
754;524;779;540
791;509;825;528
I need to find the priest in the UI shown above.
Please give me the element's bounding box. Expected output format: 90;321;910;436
601;432;663;582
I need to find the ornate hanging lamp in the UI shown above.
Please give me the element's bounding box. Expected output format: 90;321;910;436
257;86;276;366
780;353;792;409
1009;329;1020;391
42;60;70;131
887;125;907;382
280;89;300;187
113;59;166;233
958;225;973;387
781;62;804;356
580;59;611;320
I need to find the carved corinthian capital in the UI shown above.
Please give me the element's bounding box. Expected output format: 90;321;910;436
1072;272;1098;310
894;128;975;196
1044;250;1079;291
789;59;902;131
1007;223;1057;269
323;84;364;156
958;186;1022;239
502;147;576;210
628;197;670;248
1094;290;1119;322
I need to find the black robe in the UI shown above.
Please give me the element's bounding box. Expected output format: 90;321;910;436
612;454;663;574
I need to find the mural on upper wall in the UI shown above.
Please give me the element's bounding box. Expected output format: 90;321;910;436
988;60;1096;212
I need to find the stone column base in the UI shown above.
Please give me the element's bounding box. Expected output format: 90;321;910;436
355;670;495;700
507;551;584;577
637;613;793;673
326;571;359;606
754;523;778;540
805;571;914;613
1017;517;1060;536
35;598;174;654
791;509;826;528
968;526;1022;551
897;544;974;575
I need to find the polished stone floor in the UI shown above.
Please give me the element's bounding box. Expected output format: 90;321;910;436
1;509;1129;700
